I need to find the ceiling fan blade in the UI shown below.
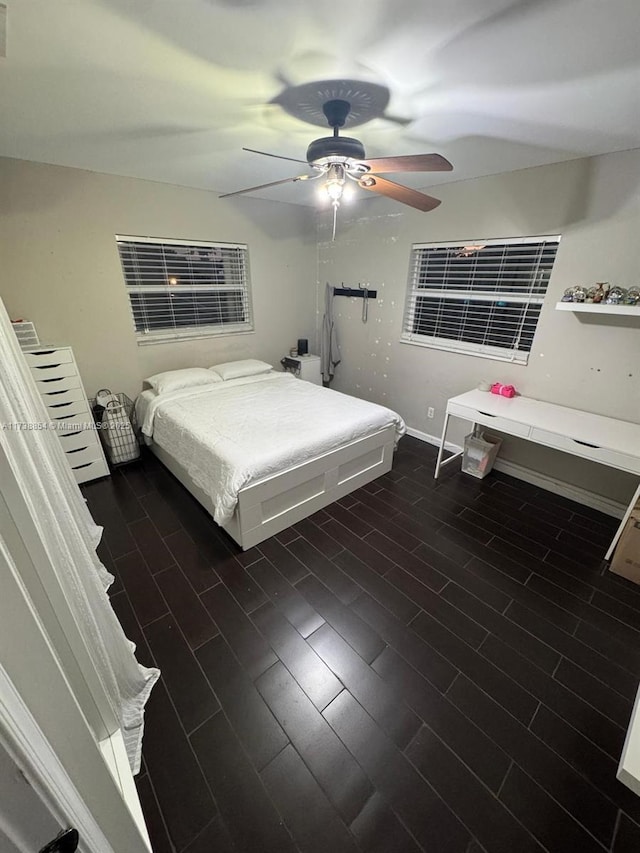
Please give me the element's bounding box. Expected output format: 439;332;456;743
361;154;453;174
220;174;312;199
357;175;441;212
243;147;308;165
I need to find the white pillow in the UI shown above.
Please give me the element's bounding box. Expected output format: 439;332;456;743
209;359;273;381
145;368;223;395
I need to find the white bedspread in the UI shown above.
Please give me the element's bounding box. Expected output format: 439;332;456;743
138;372;405;525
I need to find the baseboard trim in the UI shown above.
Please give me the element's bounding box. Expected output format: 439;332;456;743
405;426;625;519
406;427;462;454
493;458;625;519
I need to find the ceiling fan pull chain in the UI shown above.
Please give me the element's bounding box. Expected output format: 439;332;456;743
331;203;338;242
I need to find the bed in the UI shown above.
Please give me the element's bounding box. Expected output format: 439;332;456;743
136;363;405;550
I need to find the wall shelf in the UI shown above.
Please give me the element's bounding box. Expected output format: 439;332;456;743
555;302;640;316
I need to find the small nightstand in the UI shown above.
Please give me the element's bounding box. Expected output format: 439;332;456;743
281;354;322;385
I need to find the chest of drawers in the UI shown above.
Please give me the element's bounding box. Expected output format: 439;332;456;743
24;346;110;484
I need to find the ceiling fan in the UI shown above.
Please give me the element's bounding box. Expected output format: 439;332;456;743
220;97;453;236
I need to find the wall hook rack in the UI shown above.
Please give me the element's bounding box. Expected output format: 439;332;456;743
332;284;378;299
331;282;375;323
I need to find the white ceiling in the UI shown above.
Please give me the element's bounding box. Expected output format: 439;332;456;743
1;0;639;207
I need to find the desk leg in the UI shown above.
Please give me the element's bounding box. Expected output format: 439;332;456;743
434;413;449;479
434;413;465;478
606;481;640;561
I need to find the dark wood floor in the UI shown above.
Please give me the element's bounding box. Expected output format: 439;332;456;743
82;437;640;853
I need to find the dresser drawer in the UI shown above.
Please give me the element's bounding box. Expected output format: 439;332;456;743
29;362;78;383
36;375;83;396
50;410;94;434
48;403;90;424
448;403;532;438
42;387;87;414
64;443;104;468
24;348;73;368
72;457;110;484
58;428;99;453
530;428;640;475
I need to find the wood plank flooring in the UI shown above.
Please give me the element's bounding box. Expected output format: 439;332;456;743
82;437;640;853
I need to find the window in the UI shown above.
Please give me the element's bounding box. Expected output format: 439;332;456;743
116;235;253;344
402;235;560;364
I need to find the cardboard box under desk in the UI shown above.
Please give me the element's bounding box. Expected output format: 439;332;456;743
610;498;640;584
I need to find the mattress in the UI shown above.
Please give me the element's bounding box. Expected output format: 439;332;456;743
136;372;405;525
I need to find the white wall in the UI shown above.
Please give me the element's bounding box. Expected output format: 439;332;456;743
2;152;638;505
0;158;317;399
317;149;640;504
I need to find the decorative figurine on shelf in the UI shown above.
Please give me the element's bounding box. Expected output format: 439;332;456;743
593;282;608;303
572;286;587;302
605;286;627;305
491;383;517;398
561;287;576;302
624;288;640;305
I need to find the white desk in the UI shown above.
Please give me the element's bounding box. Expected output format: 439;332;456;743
434;390;640;559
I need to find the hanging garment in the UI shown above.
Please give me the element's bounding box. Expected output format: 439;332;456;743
321;283;341;383
0;298;158;773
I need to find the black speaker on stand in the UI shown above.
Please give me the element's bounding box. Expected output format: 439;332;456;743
297;338;308;356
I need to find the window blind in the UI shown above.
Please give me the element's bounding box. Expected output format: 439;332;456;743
116;235;254;344
402;235;560;364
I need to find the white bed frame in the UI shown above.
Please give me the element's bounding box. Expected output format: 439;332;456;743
150;425;396;550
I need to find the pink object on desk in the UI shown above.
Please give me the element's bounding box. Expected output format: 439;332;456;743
490;383;517;398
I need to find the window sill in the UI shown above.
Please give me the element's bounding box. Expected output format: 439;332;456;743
136;328;255;346
399;337;529;365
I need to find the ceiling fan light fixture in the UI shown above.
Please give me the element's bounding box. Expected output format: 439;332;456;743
341;183;355;202
326;182;343;202
324;163;346;205
223;89;451;222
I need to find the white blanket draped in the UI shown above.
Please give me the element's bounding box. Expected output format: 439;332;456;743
0;299;158;773
139;371;406;525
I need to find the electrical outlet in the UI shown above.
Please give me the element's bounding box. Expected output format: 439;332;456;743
427;407;435;419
